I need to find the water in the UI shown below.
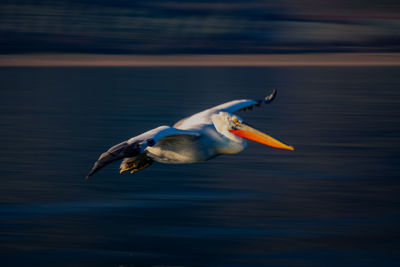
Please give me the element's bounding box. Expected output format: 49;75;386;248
0;67;399;266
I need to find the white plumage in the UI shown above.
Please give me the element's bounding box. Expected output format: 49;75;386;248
86;90;293;179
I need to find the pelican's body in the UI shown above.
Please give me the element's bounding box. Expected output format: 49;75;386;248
146;123;245;164
87;90;293;178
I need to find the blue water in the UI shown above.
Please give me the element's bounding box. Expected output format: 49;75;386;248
0;67;400;266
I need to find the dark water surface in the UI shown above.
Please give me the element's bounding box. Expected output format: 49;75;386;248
0;67;399;266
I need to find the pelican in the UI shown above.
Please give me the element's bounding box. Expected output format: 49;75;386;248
86;90;293;179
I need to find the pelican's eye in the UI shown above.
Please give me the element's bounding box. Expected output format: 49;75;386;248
232;118;240;125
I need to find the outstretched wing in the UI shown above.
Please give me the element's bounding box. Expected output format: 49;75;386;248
86;126;200;179
174;90;277;129
217;89;277;113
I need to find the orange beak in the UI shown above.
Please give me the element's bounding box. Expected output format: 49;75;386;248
229;123;294;151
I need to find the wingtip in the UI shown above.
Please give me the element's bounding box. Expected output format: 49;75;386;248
85;168;96;180
265;89;277;102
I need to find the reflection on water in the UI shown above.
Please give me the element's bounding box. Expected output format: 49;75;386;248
0;67;400;266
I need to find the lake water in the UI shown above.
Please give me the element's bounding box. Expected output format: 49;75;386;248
0;67;399;266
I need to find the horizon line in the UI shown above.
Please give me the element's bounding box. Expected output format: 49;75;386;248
1;53;399;67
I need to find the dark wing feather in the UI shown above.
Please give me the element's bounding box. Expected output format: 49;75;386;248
86;141;142;179
224;89;277;113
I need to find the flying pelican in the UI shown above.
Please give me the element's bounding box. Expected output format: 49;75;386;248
86;90;293;179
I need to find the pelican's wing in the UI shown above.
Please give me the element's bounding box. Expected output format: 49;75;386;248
175;90;277;129
218;89;277;113
86;126;199;179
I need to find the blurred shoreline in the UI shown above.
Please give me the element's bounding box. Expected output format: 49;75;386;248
0;53;399;67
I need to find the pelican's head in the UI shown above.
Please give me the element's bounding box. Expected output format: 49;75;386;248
212;112;294;150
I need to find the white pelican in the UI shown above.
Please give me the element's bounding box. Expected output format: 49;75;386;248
86;90;293;179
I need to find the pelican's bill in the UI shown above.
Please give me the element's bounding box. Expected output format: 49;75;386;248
229;124;294;151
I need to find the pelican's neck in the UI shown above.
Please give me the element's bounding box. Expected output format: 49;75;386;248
211;112;247;154
211;112;240;141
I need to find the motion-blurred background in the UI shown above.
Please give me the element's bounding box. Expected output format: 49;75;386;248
1;0;399;54
1;1;400;267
